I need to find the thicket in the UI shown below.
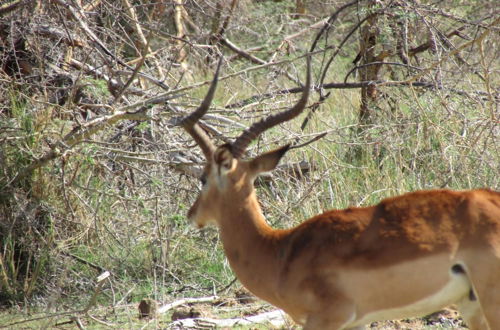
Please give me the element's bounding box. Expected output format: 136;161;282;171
0;0;498;327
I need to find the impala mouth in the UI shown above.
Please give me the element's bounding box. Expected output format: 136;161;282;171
186;208;206;229
186;215;204;229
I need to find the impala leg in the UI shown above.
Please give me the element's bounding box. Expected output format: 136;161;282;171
304;320;364;330
304;316;358;330
303;304;359;330
481;305;500;330
474;288;500;330
456;292;489;330
463;252;500;330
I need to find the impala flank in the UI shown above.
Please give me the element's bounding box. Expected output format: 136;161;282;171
178;57;500;329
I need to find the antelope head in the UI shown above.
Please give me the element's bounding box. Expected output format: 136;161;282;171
180;57;311;228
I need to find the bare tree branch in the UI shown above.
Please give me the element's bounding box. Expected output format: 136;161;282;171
0;0;34;16
7;108;154;187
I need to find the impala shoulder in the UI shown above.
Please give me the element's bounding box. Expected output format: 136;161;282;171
444;189;500;221
301;206;374;237
467;188;500;206
462;188;500;225
279;207;374;264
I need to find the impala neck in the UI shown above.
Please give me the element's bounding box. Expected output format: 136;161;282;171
217;190;284;303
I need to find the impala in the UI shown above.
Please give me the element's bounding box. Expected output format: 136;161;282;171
178;57;500;329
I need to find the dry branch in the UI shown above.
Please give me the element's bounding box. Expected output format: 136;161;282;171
0;0;34;16
169;309;289;328
83;271;110;313
35;25;86;47
173;0;188;68
50;0;119;60
220;37;265;65
120;0;148;51
82;0;102;12
284;18;329;43
1;272;111;328
158;296;219;314
309;0;359;52
208;0;238;51
67;59;118;85
7;108;156;187
225;76;498;110
62;251;107;272
224;80;436;109
219;37;301;85
120;0;164;80
147;54;317;103
402;15;500;85
50;0;170;90
111;45;148;103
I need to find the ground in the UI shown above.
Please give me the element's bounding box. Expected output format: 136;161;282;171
0;292;469;329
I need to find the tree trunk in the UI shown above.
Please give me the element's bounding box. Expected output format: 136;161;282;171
358;6;380;125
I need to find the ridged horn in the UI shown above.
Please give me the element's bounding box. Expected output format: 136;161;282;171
231;55;311;158
180;58;223;158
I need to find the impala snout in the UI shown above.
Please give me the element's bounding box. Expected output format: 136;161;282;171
187;182;219;229
187;197;203;228
187;195;213;228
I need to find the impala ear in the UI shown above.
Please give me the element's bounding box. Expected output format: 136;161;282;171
213;144;236;172
249;144;290;175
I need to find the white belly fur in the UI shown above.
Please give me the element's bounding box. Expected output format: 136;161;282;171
348;269;471;327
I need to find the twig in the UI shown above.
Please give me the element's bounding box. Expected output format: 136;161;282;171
82;0;102;12
4;272;113;329
68;59;144;97
402;15;500;85
220;37;265;65
290;132;327;150
70;316;85;330
216;277;238;294
34;25;86;47
220;37;302;85
0;0;34;16
309;0;359;52
344;61;422;83
283;17;330;44
111;37;149;103
61;251;107;273
83;271;110;313
0;310;83;329
158;295;219;314
152;52;322;104
120;0;164;80
50;0;170;90
224;79;496;110
6;107;156;188
169;309;289;328
86;314;116;327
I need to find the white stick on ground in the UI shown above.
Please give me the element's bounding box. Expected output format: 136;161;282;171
168;309;290;329
158;296;219;314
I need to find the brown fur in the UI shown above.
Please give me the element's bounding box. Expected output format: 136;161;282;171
187;145;500;329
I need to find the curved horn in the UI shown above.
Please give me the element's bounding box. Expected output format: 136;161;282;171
180;58;223;158
231;55;312;158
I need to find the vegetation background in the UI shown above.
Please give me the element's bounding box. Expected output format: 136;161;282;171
0;0;498;328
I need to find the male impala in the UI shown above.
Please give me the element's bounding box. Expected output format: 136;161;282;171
178;57;500;329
